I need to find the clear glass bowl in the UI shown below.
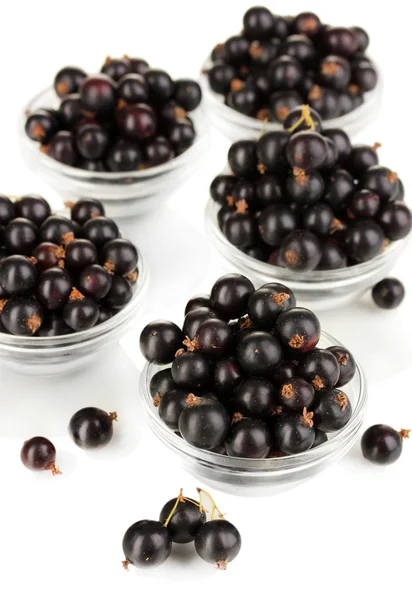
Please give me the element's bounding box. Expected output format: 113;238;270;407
140;331;367;496
20;88;210;219
200;57;383;140
205;198;409;310
0;249;148;377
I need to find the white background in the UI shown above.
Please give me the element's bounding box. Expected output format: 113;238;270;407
0;1;411;599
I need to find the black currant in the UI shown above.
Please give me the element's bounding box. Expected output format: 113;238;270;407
379;204;411;241
100;239;137;276
286;169;325;206
70;198;105;225
159;496;206;543
178;395;230;449
361;425;409;465
279;377;315;412
234;377;277;418
327;345;356;386
226;416;272;458
80;74;117;115
213;356;243;396
313;389;352;432
372;278;405;310
236;330;283;376
1;296;43;335
185;294;211;315
0;255;37;296
298;348;340;391
195;520;241;569
39;215;74;245
172;353;211;389
78;264;112;300
101;57;132;81
25;109;59;144
122;520;172;569
183;307;220;340
140;320;183;364
257;205;298;246
279;230;322;272
228;140;257;178
62;289;99;331
37;267;72;310
286;130;328;170
69;406;117;449
54;66;87;97
272;408;315;454
106;139;142;171
256;131;290;173
344;219;385;262
210;273;254;320
4;218;38;255
158;389;189;430
248;283;296;329
275;307;320;353
20;437;61;475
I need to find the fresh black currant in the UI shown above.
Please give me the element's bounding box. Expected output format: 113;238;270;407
150;368;176;402
351;61;377;92
195;519;241;569
14;194;51;226
20;437;61;475
275;307;320;353
185;294;211;315
236;330;283;376
319;55;351;89
313;389;352;432
272;408;315;454
208;64;237;95
379;204;411;240
323;169;355;212
80;74;117;115
248;283;296;328
1;296;43;335
4;218;38;254
257;205;298;246
116;104;157;141
351;26;369;52
145;69;174;104
292;12;321;35
286;130;328;170
82;217;119;248
46;131;78;166
223;207;256;249
25;109;59;143
312;428;328;448
223;35;250;65
234;377;277;418
228;140;257;179
226;416;272;458
106;139;142;171
345;143;379;178
37;312;73;336
158;389;189;429
372;278;405;309
286;169;325;206
145;137;174;167
349;189;380;219
269;90;303;123
210;175;237;206
0;255;37;296
243;6;275;40
213;356;243;396
70;198;105;225
318;239;347;270
104;275;132;309
127;57;150;75
0;195;15;225
361;166;399;202
172;353;211;389
255;174;284;206
159;496;206;543
298;348;340;391
75;122;110;160
62;289;99;331
39;216;74;245
192;318;232;357
59;94;83;129
122;520;172;569
324;27;357;56
78;264;112;300
283;106;322;133
256;131;290;173
69;406;117;449
279;230;322;271
65;239;98;272
227;83;260;117
302;203;335;236
168;117;195;153
268;56;304;90
270;359;297;387
173;79;202;111
100;239;138;276
101;57;131;81
344;219;385;262
118;73;148;104
178;395;230;449
280;34;317;66
140;320;183;364
323;128;351;162
210;273;254;319
37;267;72;310
327;345;356;386
361;425;409;465
54;66;87;97
183;307;220;340
279;377;315;412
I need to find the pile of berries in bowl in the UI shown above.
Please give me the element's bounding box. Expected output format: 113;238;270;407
206;105;410;308
21;57;208;217
0;196;147;375
139;274;367;494
200;7;381;140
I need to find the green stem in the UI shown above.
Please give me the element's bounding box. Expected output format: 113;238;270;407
163;489;184;527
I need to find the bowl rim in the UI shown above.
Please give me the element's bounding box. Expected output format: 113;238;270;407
0;246;148;351
199;55;383;132
205;196;409;284
140;329;368;473
21;86;209;182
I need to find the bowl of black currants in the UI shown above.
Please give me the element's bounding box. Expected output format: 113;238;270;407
206;106;410;309
139;274;367;495
0;196;147;376
21;57;209;218
200;7;382;140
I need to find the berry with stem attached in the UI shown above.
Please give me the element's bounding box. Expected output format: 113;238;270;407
20;437;62;475
69;407;117;449
361;425;409;465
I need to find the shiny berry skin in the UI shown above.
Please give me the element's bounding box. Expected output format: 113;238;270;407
194;318;232;357
379;204;411;241
372;278;405;310
345;144;379;178
37;267;72;310
286;170;325;206
268;56;304;90
70;198;105;225
149;368;175;401
1;297;43;335
173;79;202;111
208;64;237;94
275;307;320;353
54;66;87;97
25;109;59;143
313;389;352;432
270;359;297;387
324;27;356;57
272;409;315;454
302;203;335;236
226;417;272;458
59;94;83;128
327;345;356;386
257;131;290;173
234;376;276;418
248;283;296;328
195;520;241;569
75;123;110;160
351;61;377;92
185;294;211;315
279;377;315;412
20;437;60;474
145;69;174;104
80;74;117;115
255;174;284;206
62;293;99;331
344;219;385;262
281;34;316;66
100;239;137;276
106;139;142;171
104;275;132;309
236;331;283;376
213;356;243;396
78;264;112;300
118;73;148;104
47;131;78;166
158;389;189;430
318;240;347;270
69;407;116;449
82;217;119;248
349;189;380;218
224;35;250;64
351;26;369;52
65;239;97;272
361;166;398;202
211;274;254;320
32;241;64;271
4;218;38;254
183;307;220;339
178;396;230;449
361;425;408;465
0;195;15;225
223;211;256;249
14;194;51;226
319;55;351;90
243;6;275;40
140;320;183;364
280;230;322;272
172;353;211;389
210;176;236;206
323;169;355;212
116;104;157;141
145;137;174;167
37;312;73;336
228;140;257;179
159;497;206;544
168;118;195;153
323;128;351;162
286;130;328;170
127;57;149;75
312;428;328;447
227;85;259;117
0;255;37;296
299;349;340;391
101;57;131;81
122;520;172;569
257;205;297;247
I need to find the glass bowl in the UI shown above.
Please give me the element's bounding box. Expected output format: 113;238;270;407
140;330;367;496
20;88;210;219
199;57;383;140
205;198;409;310
0;249;148;377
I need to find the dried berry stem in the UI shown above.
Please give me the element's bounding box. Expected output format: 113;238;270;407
163;488;184;527
197;488;225;520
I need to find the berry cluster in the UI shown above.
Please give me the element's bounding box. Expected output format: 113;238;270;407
206;7;377;122
0;196;138;336
140;273;355;458
20;406;118;475
211;105;410;272
25;57;201;172
122;488;241;570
